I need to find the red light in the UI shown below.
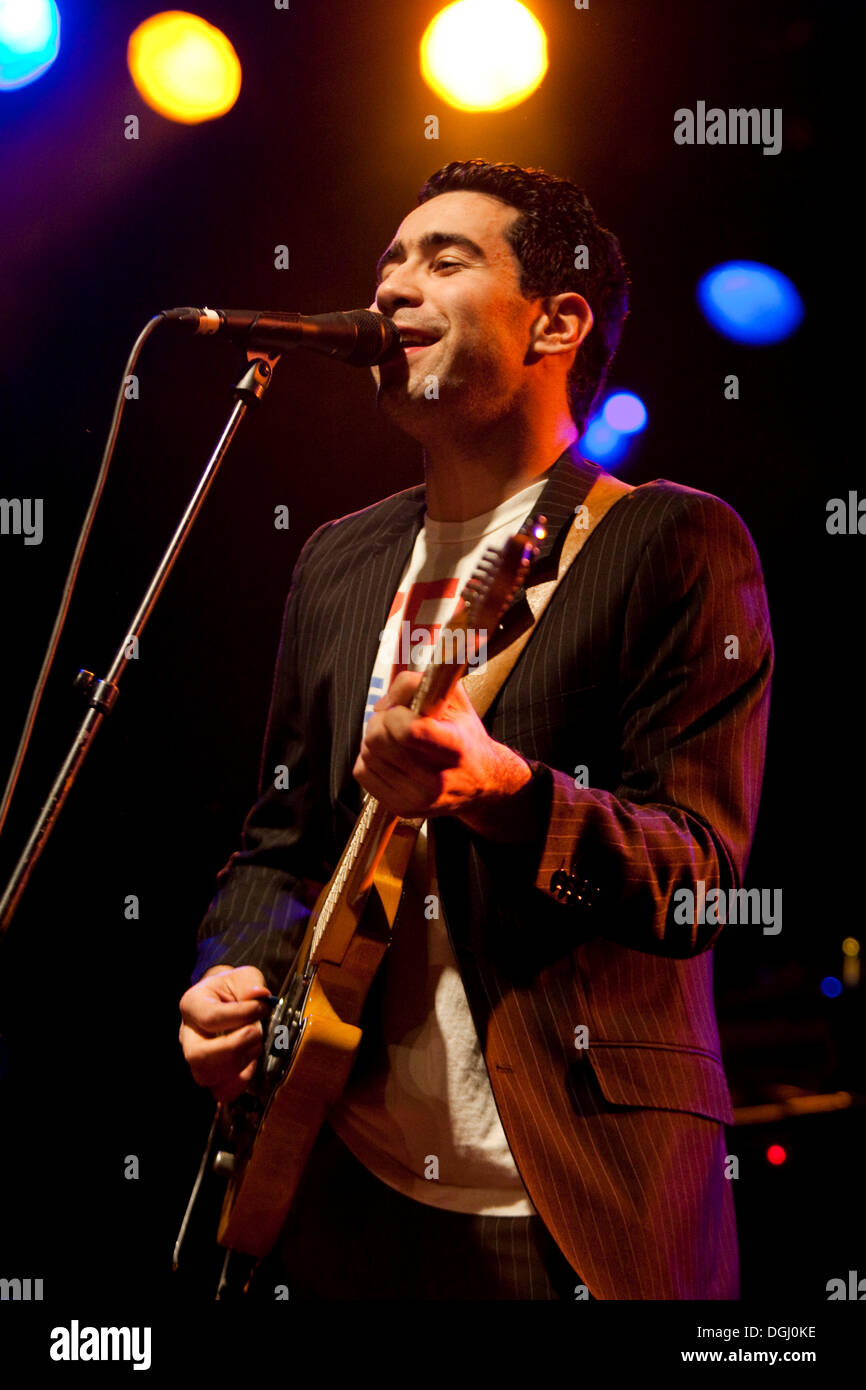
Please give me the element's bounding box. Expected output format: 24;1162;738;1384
766;1144;787;1166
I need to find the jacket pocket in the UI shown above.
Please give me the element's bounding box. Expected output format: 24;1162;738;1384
580;1040;734;1125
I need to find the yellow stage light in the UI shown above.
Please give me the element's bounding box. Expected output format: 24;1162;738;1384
127;12;241;125
420;0;547;113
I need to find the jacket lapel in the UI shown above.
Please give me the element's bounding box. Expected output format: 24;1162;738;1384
330;487;426;807
487;444;604;657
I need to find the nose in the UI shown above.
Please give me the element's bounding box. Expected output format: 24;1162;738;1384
373;263;424;317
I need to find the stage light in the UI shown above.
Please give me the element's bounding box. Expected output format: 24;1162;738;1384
0;0;61;90
820;976;842;998
581;390;647;465
602;391;648;435
697;261;804;345
127;11;241;125
766;1144;787;1166
580;417;629;465
420;1;547;113
841;937;860;988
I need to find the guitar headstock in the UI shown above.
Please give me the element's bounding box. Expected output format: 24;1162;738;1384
407;515;546;716
459;514;546;636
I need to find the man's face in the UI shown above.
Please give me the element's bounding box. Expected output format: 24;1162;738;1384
369;190;544;429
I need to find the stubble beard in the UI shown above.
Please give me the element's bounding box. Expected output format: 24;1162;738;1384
375;345;510;442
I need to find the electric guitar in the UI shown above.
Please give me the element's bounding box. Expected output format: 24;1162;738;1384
177;519;541;1271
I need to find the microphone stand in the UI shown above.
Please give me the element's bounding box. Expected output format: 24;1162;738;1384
0;352;279;935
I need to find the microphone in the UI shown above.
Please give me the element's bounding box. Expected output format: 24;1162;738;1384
160;306;400;366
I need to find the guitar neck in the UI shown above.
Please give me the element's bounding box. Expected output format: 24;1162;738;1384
307;632;474;968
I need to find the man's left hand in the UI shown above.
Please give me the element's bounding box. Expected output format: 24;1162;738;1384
353;670;533;839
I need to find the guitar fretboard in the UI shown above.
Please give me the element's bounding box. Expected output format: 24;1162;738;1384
309;793;378;962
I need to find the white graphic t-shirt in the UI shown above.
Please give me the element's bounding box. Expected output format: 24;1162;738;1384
328;477;546;1216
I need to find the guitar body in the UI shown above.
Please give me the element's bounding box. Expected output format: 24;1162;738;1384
215;818;419;1258
216;969;360;1257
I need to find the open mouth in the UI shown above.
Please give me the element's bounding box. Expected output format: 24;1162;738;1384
397;330;441;352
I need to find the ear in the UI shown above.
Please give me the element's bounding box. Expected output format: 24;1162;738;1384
529;292;593;359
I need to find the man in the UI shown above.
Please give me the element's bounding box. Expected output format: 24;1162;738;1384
178;160;773;1300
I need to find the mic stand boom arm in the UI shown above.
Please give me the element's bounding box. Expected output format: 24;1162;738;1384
0;352;279;935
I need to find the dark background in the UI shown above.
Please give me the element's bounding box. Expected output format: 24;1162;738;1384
0;0;860;1310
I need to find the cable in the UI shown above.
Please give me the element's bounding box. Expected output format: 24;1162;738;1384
0;314;165;844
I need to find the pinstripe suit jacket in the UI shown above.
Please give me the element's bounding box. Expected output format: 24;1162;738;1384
193;444;773;1299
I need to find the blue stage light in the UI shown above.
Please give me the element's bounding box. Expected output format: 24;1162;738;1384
581;417;630;465
820;976;842;999
582;389;647;465
697;261;804;344
0;0;61;90
602;391;648;435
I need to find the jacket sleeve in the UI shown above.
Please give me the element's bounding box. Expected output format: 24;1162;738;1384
190;521;333;993
478;489;774;958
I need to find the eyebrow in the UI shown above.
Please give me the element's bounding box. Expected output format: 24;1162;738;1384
375;231;487;283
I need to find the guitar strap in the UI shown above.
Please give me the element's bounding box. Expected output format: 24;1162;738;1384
462;471;635;719
394;472;634;841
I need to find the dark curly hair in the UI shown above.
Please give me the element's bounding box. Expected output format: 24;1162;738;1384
417;160;629;435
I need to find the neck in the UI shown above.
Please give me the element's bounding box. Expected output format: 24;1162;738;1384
421;410;578;522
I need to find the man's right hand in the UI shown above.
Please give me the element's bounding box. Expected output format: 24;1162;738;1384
178;965;271;1103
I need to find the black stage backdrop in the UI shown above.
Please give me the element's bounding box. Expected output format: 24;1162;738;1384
0;0;860;1359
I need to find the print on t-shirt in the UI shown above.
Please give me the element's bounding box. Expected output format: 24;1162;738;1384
363;577;462;725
